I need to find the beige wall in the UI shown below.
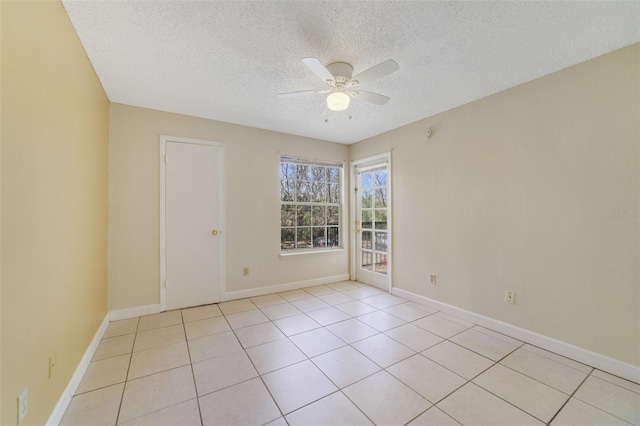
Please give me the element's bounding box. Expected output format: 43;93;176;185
109;104;349;310
351;44;640;366
1;1;110;424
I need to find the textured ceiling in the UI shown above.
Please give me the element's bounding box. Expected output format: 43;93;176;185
62;1;640;144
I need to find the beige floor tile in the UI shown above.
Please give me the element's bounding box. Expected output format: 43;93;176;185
133;324;185;352
265;417;288;426
318;292;355;306
304;285;336;297
290;328;346;358
273;313;321;336
404;302;437;314
188;330;243;363
311;345;380;388
422;341;494;380
450;328;519;361
181;304;222;323
551;397;632;426
437;383;543;426
522;344;593;374
412;315;469;339
361;293;406;309
250;293;287;308
260;302;302;320
184;316;230;340
246;338;307;374
199;377;281;426
343;370;431;425
388;354;466;403
118;399;201;426
357;310;406;331
385;323;443;352
234;321;286;348
352;333;414;368
335;300;378;316
225;308;269;329
326;318;378;343
407;407;461;425
76;354;130;394
138;310;183;331
103;318;139;339
263;360;337;414
192;350;257;396
119;366;196;423
278;289;313;302
433;312;475;328
472;325;523;346
305;306;351;326
219;298;256;315
326;281;364;291
286;391;373;426
383;303;432;322
61;383;124;426
591;369;640;393
128;341;190;380
342;287;385;300
291;297;330;312
93;334;135;361
473;364;568;423
501;347;590;394
574;375;640;424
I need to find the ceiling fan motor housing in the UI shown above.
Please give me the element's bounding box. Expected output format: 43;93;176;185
326;62;354;85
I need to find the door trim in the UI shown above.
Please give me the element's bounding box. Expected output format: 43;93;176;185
350;152;392;293
159;135;225;311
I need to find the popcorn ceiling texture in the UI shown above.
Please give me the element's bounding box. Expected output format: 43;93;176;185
62;1;639;144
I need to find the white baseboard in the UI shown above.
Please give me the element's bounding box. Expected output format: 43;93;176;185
392;287;640;384
223;274;350;301
109;304;162;321
46;313;110;426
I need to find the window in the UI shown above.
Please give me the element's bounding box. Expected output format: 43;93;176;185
280;155;342;251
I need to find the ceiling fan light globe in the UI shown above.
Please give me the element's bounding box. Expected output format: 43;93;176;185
327;91;350;111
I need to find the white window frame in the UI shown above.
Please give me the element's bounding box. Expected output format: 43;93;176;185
279;155;344;253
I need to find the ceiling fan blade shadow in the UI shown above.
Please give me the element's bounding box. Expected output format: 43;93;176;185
277;90;324;98
302;57;335;84
354;91;390;105
350;59;399;86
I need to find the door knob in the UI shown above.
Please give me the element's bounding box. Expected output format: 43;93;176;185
211;229;219;235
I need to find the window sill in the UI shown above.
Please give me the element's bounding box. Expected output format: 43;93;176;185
279;248;345;258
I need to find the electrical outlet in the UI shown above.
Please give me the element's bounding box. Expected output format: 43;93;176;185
49;352;57;379
242;267;249;277
17;388;28;424
505;290;516;304
429;274;437;285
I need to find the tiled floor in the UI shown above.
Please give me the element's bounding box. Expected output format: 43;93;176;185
60;281;640;426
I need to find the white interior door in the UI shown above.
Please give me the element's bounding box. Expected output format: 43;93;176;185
162;137;223;310
352;154;391;291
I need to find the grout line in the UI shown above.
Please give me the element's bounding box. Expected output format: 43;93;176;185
180;308;205;426
114;316;140;425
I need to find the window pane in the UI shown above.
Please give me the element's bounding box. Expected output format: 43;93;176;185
374;210;387;229
312;206;326;225
280;163;296;179
296;164;311;180
374;170;387;186
311;166;326;182
311;180;326;203
281;179;295;201
361;210;372;229
362;230;372;250
327;183;340;204
296;228;312;248
361;173;373;188
361;251;372;270
296;181;311;202
312;227;326;247
297;206;311;226
327;226;339;247
374;188;387;208
328;167;340;183
361;190;373;208
281;205;295;226
327;206;339;225
375;253;388;274
375;231;387;252
281;228;295;250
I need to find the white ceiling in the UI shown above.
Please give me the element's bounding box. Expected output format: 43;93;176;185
62;1;640;144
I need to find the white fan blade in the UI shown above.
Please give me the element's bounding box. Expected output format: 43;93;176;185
277;90;323;98
350;59;399;86
352;91;390;105
302;57;335;84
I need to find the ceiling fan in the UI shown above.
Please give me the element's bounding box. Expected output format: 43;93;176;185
278;58;400;112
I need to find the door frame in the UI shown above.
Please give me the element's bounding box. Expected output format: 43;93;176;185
159;135;225;311
350;151;392;293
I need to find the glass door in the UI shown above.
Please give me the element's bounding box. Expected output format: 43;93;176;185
355;161;390;290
